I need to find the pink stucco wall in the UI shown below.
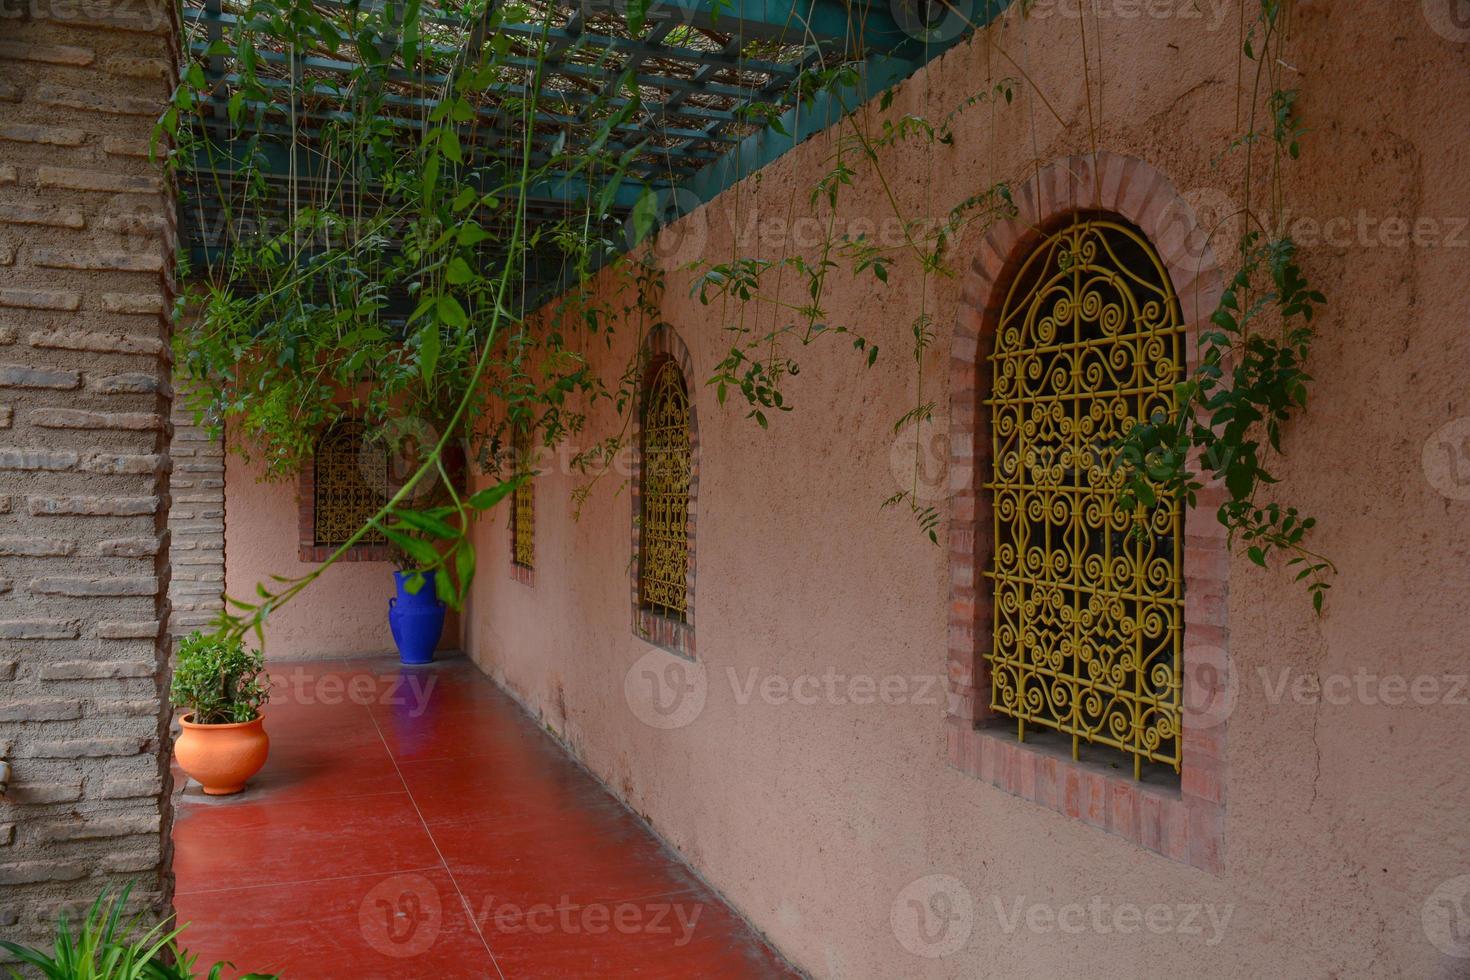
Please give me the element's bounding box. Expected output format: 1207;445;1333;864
474;4;1465;976
224;438;459;660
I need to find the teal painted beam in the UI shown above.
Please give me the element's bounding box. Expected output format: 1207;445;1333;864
668;0;1012;220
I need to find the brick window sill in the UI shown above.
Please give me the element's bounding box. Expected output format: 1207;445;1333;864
947;717;1223;873
633;607;695;660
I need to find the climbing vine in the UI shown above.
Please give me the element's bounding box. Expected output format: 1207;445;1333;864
159;0;1334;652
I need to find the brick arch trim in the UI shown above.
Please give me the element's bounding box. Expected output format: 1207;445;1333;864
630;324;700;658
946;152;1230;872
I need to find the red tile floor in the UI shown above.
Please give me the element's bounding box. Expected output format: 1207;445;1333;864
172;654;799;979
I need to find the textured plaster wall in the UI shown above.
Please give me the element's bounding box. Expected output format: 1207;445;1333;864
0;0;179;953
224;442;459;660
464;2;1470;977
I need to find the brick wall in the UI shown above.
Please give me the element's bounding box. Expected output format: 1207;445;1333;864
167;384;224;642
0;0;179;952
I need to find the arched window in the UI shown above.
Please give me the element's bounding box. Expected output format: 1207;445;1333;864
511;424;535;572
312;420;387;548
985;216;1185;779
638;357;692;622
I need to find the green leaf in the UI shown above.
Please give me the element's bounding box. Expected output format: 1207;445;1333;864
446;257;474;285
419;322;440;381
436;294;468;328
440;128;463;163
468;478;519;511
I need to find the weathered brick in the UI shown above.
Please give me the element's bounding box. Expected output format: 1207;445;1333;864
0;861;87;886
29;331;163;356
0;327;16;344
41;660;154;680
0;825;13;847
0;246;12;267
0;41;95;66
0;448;78;471
36;167;161;196
37;815;159;842
102;137;151;159
0;165;16;185
100;850;161;874
0;405;9;428
79;452;168;475
0;289;81;312
0;619;80;640
96;776;162;800
90;372;168;395
0;203;86;229
0;125;86;148
0;538;76;557
0;81;16;103
32;249;165;274
106;57;170;80
30;495;160;517
27;576;159;597
0;364;81;389
89;699;163;718
97;536;162;557
33;409;163;430
97;620;163;639
34;85;162;118
0;699;82;722
101;293;164;315
13;737;153;758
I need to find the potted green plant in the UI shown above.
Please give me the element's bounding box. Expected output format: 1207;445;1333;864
170;632;271;796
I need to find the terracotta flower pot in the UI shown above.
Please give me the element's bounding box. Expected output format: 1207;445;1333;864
174;713;270;796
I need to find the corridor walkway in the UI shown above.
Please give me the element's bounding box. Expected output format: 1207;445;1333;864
171;654;798;978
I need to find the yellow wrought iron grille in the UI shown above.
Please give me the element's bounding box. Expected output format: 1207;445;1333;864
984;217;1185;779
639;359;691;620
314;420;387;547
512;425;534;569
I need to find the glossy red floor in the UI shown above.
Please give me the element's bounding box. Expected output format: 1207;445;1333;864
172;654;798;979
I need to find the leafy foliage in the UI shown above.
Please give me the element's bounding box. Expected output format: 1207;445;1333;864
170;632;270;725
0;883;275;980
1113;0;1333;609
